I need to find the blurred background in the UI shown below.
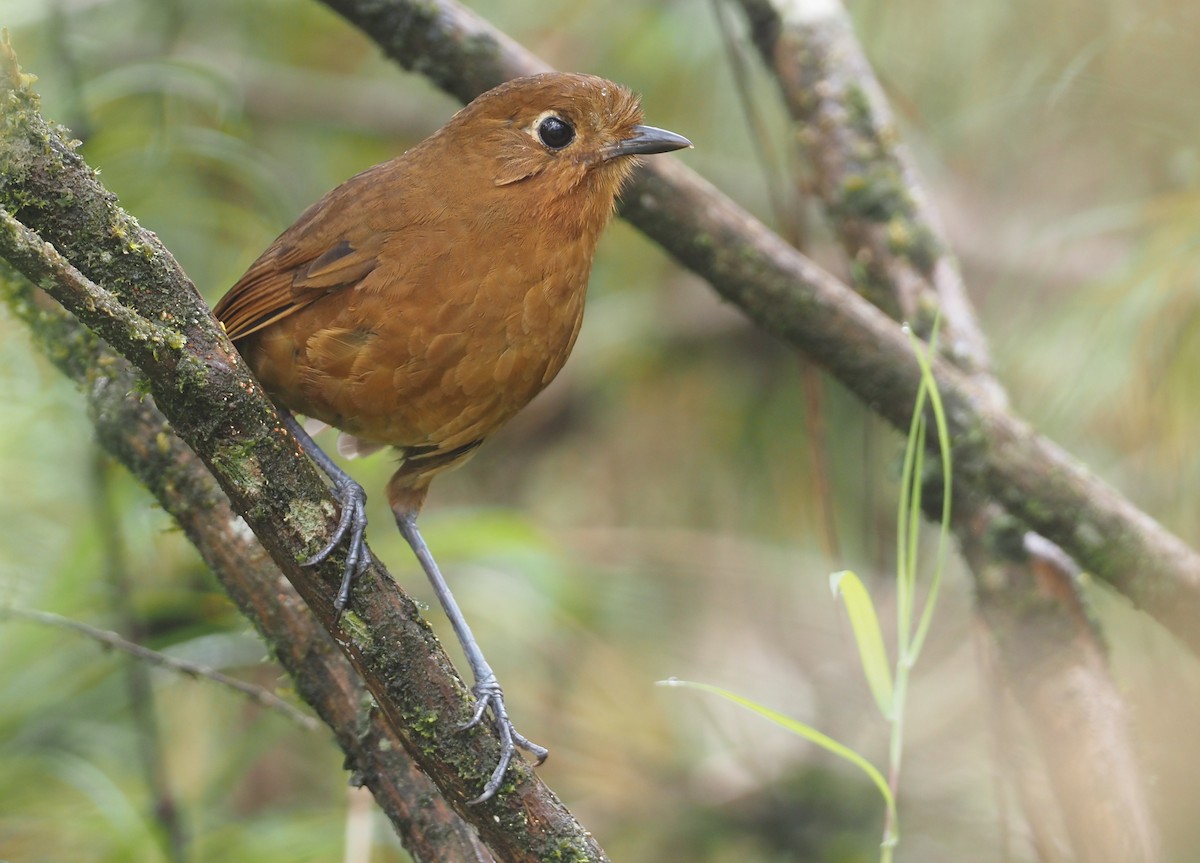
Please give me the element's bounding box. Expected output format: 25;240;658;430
3;0;1200;860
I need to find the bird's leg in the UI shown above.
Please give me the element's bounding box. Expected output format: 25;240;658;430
394;509;549;805
280;410;370;612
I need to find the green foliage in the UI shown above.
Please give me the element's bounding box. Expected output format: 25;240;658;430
829;570;893;717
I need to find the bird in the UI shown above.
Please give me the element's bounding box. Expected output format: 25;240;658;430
213;72;691;803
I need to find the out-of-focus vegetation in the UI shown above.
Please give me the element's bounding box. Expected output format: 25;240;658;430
3;0;1200;860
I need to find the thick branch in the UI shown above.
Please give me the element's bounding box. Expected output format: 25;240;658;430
1;285;490;862
0;42;604;863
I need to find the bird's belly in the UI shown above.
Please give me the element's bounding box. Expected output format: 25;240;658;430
247;271;587;454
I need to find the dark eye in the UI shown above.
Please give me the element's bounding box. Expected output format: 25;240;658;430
537;116;575;150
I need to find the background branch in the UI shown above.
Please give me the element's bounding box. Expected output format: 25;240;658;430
735;0;996;394
726;0;1159;857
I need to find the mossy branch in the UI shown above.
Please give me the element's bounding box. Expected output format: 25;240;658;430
0;276;493;863
0;35;603;863
734;0;995;393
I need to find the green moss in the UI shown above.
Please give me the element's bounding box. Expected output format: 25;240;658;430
338;609;371;646
1012;491;1055;531
846;256;901;317
844;84;872;132
885;216;940;274
835;165;911;223
984;512;1026;561
906;292;940;343
0;37;42;121
411;709;440;738
544;841;592;863
285;495;331;545
404;708;445;759
1073;519;1104;554
211;438;268;497
166;351;208;401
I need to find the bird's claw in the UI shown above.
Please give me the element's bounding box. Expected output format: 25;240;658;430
301;475;371;615
462;675;549;805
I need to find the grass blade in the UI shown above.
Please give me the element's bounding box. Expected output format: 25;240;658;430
658;677;897;833
830;570;894;718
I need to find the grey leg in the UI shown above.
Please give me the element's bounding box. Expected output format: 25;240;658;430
395;511;549;804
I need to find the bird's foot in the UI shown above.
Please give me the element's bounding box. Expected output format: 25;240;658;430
302;474;371;614
462;674;549;805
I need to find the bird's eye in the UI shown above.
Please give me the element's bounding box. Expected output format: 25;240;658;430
537;116;575;150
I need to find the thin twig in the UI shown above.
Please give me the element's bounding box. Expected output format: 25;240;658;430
2;605;322;731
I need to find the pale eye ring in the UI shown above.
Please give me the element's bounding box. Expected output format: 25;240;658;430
537;115;575;150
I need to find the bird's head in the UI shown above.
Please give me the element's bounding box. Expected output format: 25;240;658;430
436;73;691;228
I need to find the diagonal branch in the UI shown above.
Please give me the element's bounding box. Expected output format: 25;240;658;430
1;282;492;862
734;0;997;398
0;41;603;863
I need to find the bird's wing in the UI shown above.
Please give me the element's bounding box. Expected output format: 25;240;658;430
214;165;393;341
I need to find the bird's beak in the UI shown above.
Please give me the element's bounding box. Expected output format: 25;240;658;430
606;124;693;159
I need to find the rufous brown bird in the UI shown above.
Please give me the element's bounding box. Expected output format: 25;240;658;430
213;72;690;802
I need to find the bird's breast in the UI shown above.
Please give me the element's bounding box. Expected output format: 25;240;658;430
246;226;594;456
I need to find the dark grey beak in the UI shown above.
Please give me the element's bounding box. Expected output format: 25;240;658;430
607;124;693;158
